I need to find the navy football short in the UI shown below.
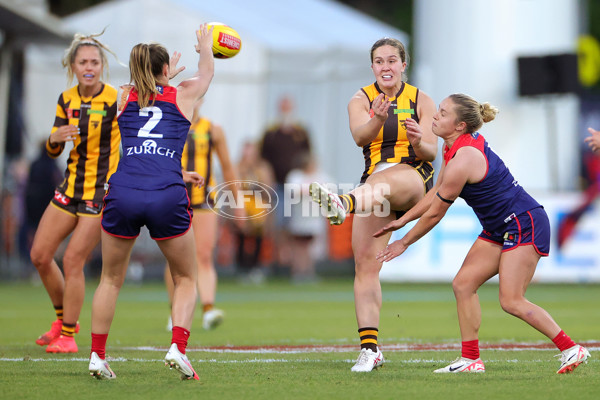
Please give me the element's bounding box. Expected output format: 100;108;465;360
478;206;550;256
101;184;193;240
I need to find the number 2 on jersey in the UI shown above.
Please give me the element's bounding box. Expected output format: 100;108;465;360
137;106;163;138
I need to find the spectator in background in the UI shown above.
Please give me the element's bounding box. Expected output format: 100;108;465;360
2;157;28;267
285;152;329;284
164;98;240;331
235;140;274;283
22;141;62;256
259;96;311;270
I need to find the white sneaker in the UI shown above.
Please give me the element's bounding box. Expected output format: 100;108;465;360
556;344;590;374
433;357;485;373
89;352;116;380
351;348;384;372
164;343;199;380
202;308;224;330
309;182;346;225
166;315;173;332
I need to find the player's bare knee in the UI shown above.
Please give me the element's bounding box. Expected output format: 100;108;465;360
499;296;522;317
195;252;213;267
451;277;466;297
100;273;126;289
354;260;381;281
62;252;86;273
30;247;54;271
173;276;196;291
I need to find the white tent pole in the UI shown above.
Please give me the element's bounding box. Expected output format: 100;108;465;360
0;44;12;192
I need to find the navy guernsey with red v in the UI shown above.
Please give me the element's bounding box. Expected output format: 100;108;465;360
443;132;540;232
110;85;190;190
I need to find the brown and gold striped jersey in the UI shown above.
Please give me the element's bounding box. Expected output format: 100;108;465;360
181;117;217;207
359;81;428;183
46;84;120;202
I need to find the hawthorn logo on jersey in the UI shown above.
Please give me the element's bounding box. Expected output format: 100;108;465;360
207;180;278;221
125;139;176;158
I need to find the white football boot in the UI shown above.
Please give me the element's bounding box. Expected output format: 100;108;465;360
165;343;199;380
351;348;384;372
89;352;116;380
202;308;225;330
434;357;485;373
556;345;590;374
309;182;346;225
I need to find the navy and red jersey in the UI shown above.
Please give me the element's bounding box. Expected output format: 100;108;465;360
443;132;541;232
109;85;191;190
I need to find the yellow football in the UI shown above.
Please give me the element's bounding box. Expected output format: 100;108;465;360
207;22;242;59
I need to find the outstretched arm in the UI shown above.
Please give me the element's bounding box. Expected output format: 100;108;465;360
375;148;480;262
375;192;452;262
373;161;447;238
177;24;215;119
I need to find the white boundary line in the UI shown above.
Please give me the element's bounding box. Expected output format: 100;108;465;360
122;344;600;354
1;357;598;364
3;342;598;362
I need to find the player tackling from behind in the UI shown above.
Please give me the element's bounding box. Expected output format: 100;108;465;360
88;24;214;380
375;93;590;374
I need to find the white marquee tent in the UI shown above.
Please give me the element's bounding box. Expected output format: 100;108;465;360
24;0;408;185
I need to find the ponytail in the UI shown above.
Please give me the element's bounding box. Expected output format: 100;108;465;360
449;93;498;133
128;43;170;109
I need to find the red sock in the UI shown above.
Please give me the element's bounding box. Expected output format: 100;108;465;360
171;326;190;354
552;330;576;352
461;339;480;360
91;333;108;360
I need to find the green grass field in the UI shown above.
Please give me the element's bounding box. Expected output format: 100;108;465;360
1;279;598;399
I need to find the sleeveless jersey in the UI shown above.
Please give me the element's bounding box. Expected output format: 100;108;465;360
109;85;190;190
181;117;217;206
360;81;430;183
46;84;121;202
443;132;541;232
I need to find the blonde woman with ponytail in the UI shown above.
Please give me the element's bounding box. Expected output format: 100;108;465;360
375;93;590;374
32;30;121;354
88;24;214;381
